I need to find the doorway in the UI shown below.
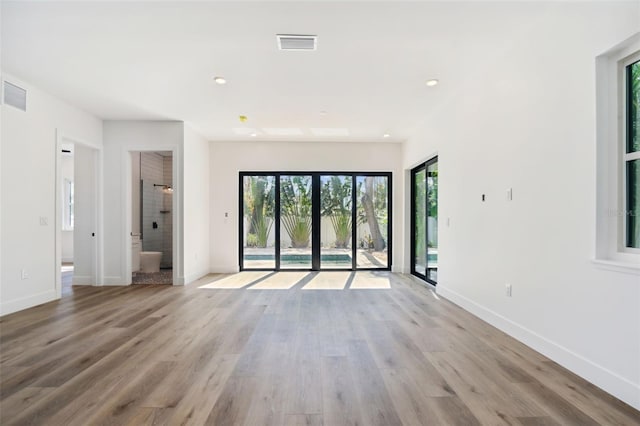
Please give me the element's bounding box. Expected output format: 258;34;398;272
130;151;174;285
240;172;391;271
56;137;101;298
410;157;438;284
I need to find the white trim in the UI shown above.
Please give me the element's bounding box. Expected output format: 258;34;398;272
595;33;640;264
210;265;240;274
183;267;211;285
0;289;57;316
591;258;640;275
103;276;126;286
72;275;93;286
437;285;640;411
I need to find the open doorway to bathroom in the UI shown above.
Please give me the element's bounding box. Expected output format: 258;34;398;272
130;151;173;285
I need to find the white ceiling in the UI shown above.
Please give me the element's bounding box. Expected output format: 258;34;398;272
2;1;563;142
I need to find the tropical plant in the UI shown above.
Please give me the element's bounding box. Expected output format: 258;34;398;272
321;176;352;248
281;214;312;248
281;176;312;248
330;213;352;248
246;233;259;248
244;176;274;248
251;215;273;248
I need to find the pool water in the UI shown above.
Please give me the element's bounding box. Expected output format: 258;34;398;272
244;254;351;264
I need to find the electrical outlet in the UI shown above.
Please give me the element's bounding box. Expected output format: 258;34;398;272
507;188;513;201
21;269;29;280
505;283;512;297
39;216;48;226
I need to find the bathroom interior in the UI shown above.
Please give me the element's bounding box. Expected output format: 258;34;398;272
131;151;173;285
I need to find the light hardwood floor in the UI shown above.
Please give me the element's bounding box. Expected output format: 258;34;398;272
1;272;638;425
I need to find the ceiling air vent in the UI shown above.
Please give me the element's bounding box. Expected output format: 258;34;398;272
277;34;317;51
3;81;27;111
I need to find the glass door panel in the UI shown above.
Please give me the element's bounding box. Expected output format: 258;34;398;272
280;175;313;269
320;175;353;269
356;176;389;269
242;175;276;269
426;161;438;282
413;168;427;277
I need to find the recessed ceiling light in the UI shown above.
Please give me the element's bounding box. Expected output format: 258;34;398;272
213;76;227;85
426;79;439;87
250;132;257;137
383;133;391;138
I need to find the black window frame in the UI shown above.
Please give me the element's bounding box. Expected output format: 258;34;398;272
239;171;392;272
410;156;438;285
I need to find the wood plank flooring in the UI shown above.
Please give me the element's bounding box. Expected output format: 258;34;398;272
1;272;638;425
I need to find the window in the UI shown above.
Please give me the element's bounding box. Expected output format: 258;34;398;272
625;59;639;248
595;34;640;269
240;172;391;271
63;179;74;230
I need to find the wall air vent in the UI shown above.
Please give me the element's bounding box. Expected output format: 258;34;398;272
3;81;27;111
277;34;317;51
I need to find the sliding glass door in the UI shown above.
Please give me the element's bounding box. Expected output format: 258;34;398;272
240;172;391;271
241;175;276;269
411;158;438;284
280;175;313;269
320;175;353;269
356;176;390;269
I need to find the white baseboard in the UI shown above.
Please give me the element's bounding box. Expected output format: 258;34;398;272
184;268;211;285
210;265;240;274
0;289;58;316
437;285;640;411
72;275;93;285
103;276;127;286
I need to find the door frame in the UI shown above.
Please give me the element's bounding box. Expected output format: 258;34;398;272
55;131;103;298
410;156;438;285
239;171;392;272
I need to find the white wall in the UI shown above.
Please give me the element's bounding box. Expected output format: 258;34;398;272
209;141;402;272
0;73;102;315
183;125;211;282
102;121;184;285
402;2;640;409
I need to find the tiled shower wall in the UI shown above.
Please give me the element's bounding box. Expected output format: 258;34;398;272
162;156;173;268
140;152;173;268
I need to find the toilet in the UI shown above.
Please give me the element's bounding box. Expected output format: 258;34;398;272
140;251;162;273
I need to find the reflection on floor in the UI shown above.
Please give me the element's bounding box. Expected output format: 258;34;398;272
197;271;392;291
61;263;74;296
132;269;173;285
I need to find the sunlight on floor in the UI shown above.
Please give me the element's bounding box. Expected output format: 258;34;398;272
197;271;392;291
350;271;391;289
301;271;351;290
249;272;308;290
198;271;270;289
